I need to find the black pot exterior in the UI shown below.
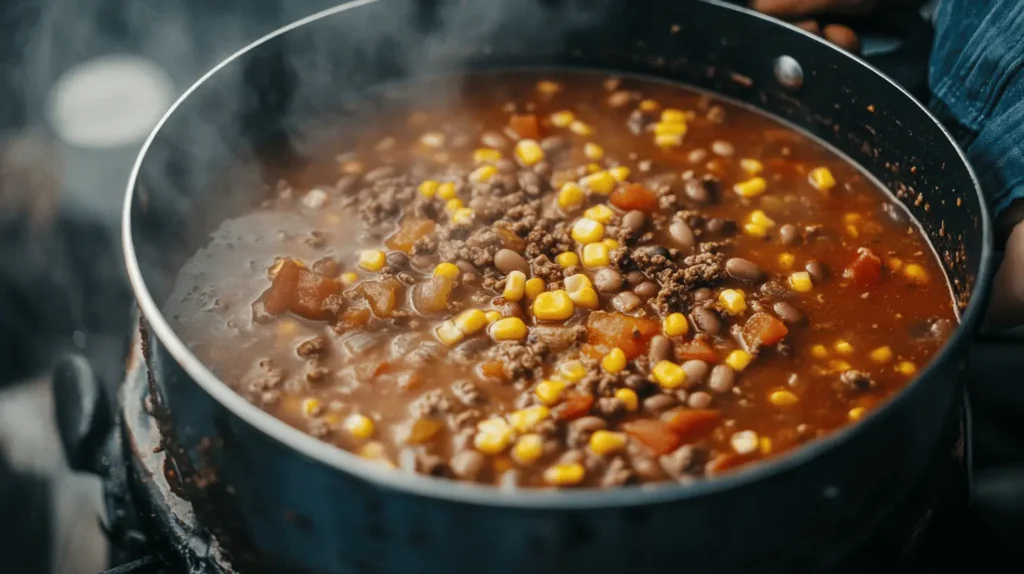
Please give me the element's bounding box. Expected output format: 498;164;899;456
125;1;992;573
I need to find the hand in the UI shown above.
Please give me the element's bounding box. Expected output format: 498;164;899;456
986;205;1024;329
750;0;883;53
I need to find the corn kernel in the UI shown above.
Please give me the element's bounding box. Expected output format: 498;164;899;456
503;270;527;302
344;414;375;439
829;359;852;372
602;347;627;374
558;360;587;382
490;317;528;341
474;418;513;455
604;240;622;252
514;139;545;167
731;430;759;455
569;120;593;136
533;290;574;320
760;437;774;455
445;198;464;213
555;251;580;268
740;158;764;175
589;430;628;456
451;207;475;225
358;441;387;460
525;278;546;299
558;182;586;211
870;346;893;363
484;311;501;324
571;217;605;244
769;389;799;407
563;273;591;292
580;171;616;195
609;166;631;182
437;181;457;200
655;134;683;148
587;163;602;174
811;344;829;359
421;131;445;148
341;272;359;285
358;249;386;271
789;271;813;293
537;80;561;95
473;148;502;164
550;110;575;128
887;257;904;271
663;312;689;337
535;379;568;405
469;165;497;183
734;177;768;198
639;99;660;112
848;407;867;421
454;309;488;335
418;179;440;198
808;166;836;190
896;360;917;376
433;262;460;279
652;360;687;389
654;121;688;137
749;210;776;229
661;108;686;123
725;349;753;372
584;204;615;224
301;398;322;418
778;252;796;269
544;462;586;486
512;434;545;465
508;405;551;433
277;320;298;338
834;340;853;355
570;287;600;309
436;321;465;346
615;388;639;412
582;243;610;268
903;263;929;284
744;223;768;238
719;289;747;315
584;142;605;160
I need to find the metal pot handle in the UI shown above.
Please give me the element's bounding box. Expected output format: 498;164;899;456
52;353;111;474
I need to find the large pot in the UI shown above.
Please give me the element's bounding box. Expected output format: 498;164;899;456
121;1;993;572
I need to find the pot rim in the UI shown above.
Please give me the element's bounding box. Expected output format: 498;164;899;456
122;0;993;508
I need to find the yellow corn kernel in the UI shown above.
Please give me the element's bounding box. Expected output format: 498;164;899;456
769;389;799;408
550;110;575;128
421;131;445;148
277;320;298;338
358;441;387;460
580;170;616;195
740;158;764;175
358;249;386;271
603;239;622;252
843;213;863;226
639;99;660;112
503;270;527;302
473;147;502;164
569;287;599;309
584;142;605;160
525;278;546;299
301;398;322;418
512;434;545;465
870;346;893;364
484;311;501;324
661;108;686;123
655;133;683;148
829;359;852;372
535;379;568;406
778;252;796;269
555;251;580;268
341;272;359;285
808;166;836;190
558;360;587;382
514;138;545;167
652;361;687;389
760;437;774;455
437;181;457;200
602;347;627;374
436;321;465;346
663;312;689;337
571;217;605;244
418;179;440;198
725;349;754;372
749;210;776;229
811;344;829;359
654;120;688;137
558;182;586;211
344;414;375;439
887;257;904;271
433;262;460;279
563;273;591;292
508;405;551;433
834;340;853;355
569;120;593;136
609;166;631;182
903;263;929;284
789;271;813;293
445;198;464;213
454;309;488;335
587;163;602;174
474;418;513;455
451;207;475;225
584;204;615;224
848;407;867;421
544;462;587;487
537;80;561;95
719;289;747;315
469;165;497;183
589;430;628;456
615;388;639;412
744;223;768;238
731;430;760;455
582;243;610;268
734;176;768;198
533;290;574;320
896;360;917;376
490;317;529;341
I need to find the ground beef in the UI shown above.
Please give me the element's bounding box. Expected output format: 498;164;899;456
452;380;485;406
659;445;698;479
525;218;573;259
601;457;636;486
355;174;418;226
244;360;284;392
597;396;626;418
410;389;455;418
483;341;550;381
530;254;564;283
838;369;876;391
296;336;328;359
415;452;448;477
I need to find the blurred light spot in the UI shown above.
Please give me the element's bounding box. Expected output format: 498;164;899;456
47;55;174;149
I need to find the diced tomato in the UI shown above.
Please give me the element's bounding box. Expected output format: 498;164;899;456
741;312;789;350
662;408;722;442
340;307;371;329
385;218;436;253
259;259;341;320
586;312;660;359
843;247;882;287
509;114;541;139
609;184;659;212
357;278;402;318
623;419;681;455
478;360;507;381
554;392;594;421
261;258;301;316
705;452;753;476
675;339;719;363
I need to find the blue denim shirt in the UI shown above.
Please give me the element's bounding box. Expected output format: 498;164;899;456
930;0;1024;216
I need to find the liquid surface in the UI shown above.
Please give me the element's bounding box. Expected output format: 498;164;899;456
166;72;956;488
